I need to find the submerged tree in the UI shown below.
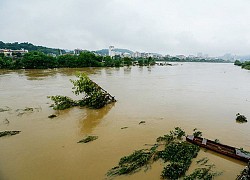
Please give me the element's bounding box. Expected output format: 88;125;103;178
48;73;116;110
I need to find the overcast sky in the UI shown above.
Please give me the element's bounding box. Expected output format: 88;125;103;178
0;0;250;56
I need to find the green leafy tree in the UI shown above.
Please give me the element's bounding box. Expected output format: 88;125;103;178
123;57;133;66
234;60;242;66
22;51;57;69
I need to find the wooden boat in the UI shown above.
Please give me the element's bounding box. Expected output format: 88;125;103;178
186;135;250;162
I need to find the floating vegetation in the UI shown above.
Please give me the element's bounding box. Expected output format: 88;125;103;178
139;121;146;125
23;107;33;111
172;127;186;139
196;157;209;165
49;73;116;110
48;114;57;118
193;128;203;137
156;127;185;143
0;106;11;112
214;139;220;143
236;113;247;123
3;118;10;125
107;127;218;179
162;162;188;179
77;135;98;143
15;106;41;116
236;161;250;180
0;131;21;137
159;141;199;179
107;145;158;176
184;158;222;180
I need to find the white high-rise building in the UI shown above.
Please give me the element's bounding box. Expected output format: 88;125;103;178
109;46;115;58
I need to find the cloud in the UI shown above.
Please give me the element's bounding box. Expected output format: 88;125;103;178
0;0;250;56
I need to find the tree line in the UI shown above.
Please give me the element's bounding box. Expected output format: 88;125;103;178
0;51;155;69
234;60;250;70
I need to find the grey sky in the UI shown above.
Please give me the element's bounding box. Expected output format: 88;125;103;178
0;0;250;56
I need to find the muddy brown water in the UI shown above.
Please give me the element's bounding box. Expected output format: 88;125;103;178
0;63;250;180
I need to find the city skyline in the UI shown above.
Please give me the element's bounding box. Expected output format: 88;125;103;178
1;0;250;57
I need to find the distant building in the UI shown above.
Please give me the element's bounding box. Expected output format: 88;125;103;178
0;48;28;57
74;49;85;55
188;55;195;58
176;55;186;59
133;51;141;58
109;46;115;58
122;52;131;58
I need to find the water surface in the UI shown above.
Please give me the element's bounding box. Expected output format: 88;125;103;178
0;63;249;179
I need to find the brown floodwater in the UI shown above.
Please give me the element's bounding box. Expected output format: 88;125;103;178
0;63;249;180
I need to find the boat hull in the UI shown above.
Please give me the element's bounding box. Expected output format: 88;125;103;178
186;135;250;163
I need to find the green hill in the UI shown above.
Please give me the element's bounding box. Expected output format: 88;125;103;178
0;41;65;55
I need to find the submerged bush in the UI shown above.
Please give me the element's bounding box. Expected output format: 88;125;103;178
48;95;77;110
157;127;185;143
184;158;222;180
107;127;209;179
107;146;157;176
162;162;187;179
159;141;199;179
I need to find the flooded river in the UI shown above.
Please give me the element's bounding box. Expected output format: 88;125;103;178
0;63;250;179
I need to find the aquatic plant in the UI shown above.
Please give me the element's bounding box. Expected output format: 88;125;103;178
77;136;98;143
236;113;247;123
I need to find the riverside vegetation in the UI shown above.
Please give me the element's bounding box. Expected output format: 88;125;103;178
107;127;222;179
0;51;155;69
48;73;116;109
234;60;250;70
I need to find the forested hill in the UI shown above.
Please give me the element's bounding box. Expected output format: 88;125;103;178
0;41;66;55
